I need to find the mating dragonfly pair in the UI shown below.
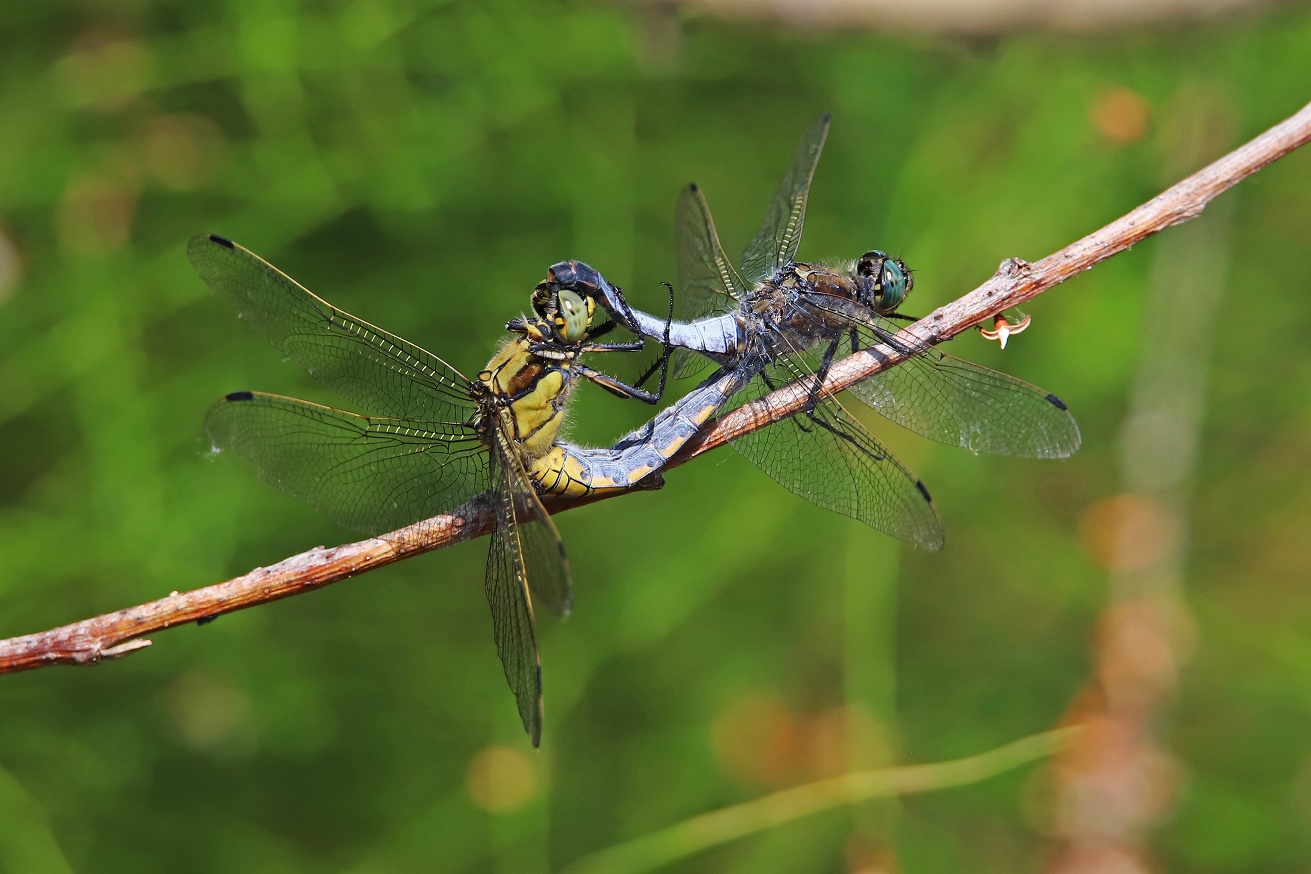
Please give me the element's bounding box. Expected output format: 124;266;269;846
194;115;1080;745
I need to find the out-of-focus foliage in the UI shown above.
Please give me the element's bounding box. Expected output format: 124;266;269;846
1;1;1310;871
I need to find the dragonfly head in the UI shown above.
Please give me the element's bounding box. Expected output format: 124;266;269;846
855;251;913;314
532;285;596;343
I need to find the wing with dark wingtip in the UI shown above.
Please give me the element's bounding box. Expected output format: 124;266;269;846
797;298;1082;459
848;343;1082;459
727;353;944;551
484;416;572;747
739;114;831;285
189;234;474;423
204;391;489;534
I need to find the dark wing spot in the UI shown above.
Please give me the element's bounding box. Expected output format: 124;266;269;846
915;480;933;503
197;615;217;626
1045;393;1069;411
208;234;235;250
688;182;700;194
225;391;255;402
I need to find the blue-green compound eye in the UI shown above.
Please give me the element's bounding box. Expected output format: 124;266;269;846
557;289;590;342
879;260;910;311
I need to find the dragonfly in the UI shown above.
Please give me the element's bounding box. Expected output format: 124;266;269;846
541;114;1081;550
192;234;688;745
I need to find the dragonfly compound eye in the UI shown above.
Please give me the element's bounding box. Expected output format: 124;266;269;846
856;250;887;278
878;259;910;312
556;289;591;342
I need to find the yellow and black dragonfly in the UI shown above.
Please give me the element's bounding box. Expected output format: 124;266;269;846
192;235;672;745
545;115;1081;550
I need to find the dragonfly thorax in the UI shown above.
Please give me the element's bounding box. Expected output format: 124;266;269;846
733;271;824;362
477;336;576;458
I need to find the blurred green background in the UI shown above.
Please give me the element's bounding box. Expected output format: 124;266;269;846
3;1;1311;871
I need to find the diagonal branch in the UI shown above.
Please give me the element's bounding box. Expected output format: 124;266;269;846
2;98;1309;675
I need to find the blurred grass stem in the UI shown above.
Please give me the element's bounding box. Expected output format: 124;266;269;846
560;727;1078;874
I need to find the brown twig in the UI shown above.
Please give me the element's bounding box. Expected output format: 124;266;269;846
2;99;1308;675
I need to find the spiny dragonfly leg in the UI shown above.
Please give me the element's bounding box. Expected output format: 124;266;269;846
583;339;647;353
759;370;815;435
804;336;841;415
577;364;663;405
634;281;676;398
808;412;887;460
619;282;677;446
865;310;931;357
578;318;646;354
586;318;619;341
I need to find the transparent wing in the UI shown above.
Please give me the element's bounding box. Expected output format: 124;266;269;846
205;391;489;534
739;114;830;284
675;183;746;320
495;423;572;620
485;418;572;747
190;234;474;423
798;298;1082;458
728;354;944;550
673;184;748;378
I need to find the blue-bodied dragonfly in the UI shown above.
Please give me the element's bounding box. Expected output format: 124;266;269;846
193;234;690;745
540;115;1081;549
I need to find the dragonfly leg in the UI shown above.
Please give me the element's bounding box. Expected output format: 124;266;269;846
759;370;815;434
587;318;619;341
858;311;933;357
584;318;661;353
577;363;663;405
804;337;841;416
633;281;675;398
578;284;672;405
808;409;887;460
583;339;647;353
558;317;646;354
